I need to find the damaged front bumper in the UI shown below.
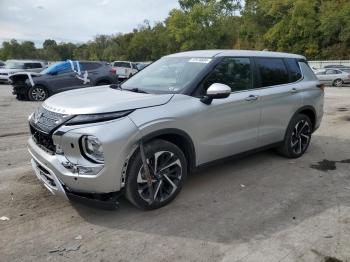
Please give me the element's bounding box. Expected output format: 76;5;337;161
29;147;121;209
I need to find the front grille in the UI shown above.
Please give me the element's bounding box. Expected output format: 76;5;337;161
29;106;70;153
30;124;56;153
32;107;68;133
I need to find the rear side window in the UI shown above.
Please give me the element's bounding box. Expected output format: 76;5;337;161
256;58;289;87
285;58;302;82
326;69;340;75
32;63;43;68
81;62;100;70
114;62;130;68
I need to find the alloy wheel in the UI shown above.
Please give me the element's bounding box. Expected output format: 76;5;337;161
290;119;311;155
334;79;343;87
31;87;46;101
137;150;182;204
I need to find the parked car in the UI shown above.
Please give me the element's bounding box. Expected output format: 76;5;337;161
27;50;323;210
9;60;118;101
111;61;138;80
315;69;350;87
0;60;46;83
324;64;350;69
0;60;5;69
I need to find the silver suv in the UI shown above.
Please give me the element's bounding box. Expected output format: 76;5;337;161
28;50;324;209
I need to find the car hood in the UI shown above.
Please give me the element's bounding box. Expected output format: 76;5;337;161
43;86;174;115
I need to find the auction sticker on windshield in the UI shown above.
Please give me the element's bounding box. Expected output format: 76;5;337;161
188;58;212;63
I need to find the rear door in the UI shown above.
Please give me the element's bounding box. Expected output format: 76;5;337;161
255;57;303;147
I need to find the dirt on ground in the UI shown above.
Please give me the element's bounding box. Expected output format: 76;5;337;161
0;85;350;262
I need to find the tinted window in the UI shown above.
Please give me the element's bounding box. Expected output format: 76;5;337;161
81;62;100;70
114;62;130;68
285;58;302;82
256;58;289;87
32;63;43;68
202;57;252;93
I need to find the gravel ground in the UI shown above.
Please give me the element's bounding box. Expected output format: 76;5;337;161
0;84;350;262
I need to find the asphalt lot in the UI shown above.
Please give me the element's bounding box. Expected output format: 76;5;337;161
0;84;350;262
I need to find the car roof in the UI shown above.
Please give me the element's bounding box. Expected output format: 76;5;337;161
6;59;45;63
166;49;305;59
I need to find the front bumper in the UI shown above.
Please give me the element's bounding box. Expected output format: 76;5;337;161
30;150;68;199
28;116;141;196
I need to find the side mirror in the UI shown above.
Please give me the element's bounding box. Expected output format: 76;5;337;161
200;83;231;105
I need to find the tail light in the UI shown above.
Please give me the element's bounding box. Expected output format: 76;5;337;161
317;83;325;91
110;68;116;75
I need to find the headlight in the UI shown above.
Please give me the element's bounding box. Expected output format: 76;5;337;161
80;135;104;163
66;110;133;125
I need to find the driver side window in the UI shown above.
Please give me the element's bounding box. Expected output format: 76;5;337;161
201;57;252;95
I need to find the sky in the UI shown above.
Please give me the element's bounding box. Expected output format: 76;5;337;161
0;0;179;47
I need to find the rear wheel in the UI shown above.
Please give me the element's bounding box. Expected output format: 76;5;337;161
125;139;187;210
277;114;312;158
333;78;343;87
28;85;48;101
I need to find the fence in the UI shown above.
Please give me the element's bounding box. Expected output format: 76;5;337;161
308;60;350;69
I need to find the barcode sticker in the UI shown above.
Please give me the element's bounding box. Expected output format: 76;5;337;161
189;58;212;63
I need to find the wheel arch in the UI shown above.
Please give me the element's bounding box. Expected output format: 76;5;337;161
140;128;196;172
332;78;343;86
285;106;317;138
29;83;50;97
95;77;112;85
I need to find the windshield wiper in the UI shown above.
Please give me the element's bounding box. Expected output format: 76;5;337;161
126;88;148;94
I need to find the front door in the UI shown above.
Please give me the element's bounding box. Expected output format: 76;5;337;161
192;57;261;165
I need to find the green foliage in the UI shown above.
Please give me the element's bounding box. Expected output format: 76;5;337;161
1;0;350;61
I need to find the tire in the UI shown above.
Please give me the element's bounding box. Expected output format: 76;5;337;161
277;114;313;158
128;74;132;78
96;81;110;86
125;139;187;210
333;78;343;87
28;85;48;101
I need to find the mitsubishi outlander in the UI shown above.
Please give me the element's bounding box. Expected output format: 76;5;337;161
27;50;324;209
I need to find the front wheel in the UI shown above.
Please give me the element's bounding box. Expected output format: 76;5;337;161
277;114;312;158
125;139;187;210
28;85;48;101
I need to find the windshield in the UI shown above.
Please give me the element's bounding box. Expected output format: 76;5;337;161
121;57;212;94
5;61;24;69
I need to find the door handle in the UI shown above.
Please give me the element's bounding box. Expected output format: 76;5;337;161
245;95;259;101
290;88;298;94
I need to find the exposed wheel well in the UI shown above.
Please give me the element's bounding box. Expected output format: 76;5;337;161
143;131;196;172
96;79;111;85
298;108;316;130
